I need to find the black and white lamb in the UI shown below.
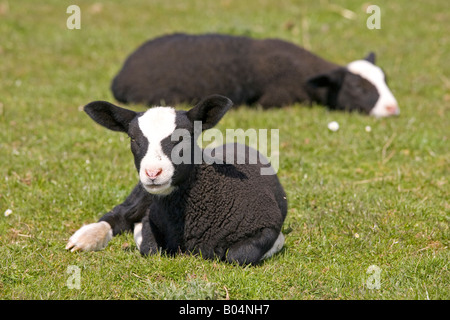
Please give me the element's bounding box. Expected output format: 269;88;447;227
111;33;399;117
66;95;287;265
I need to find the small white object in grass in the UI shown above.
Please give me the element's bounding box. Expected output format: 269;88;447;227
328;121;339;132
365;125;372;132
4;209;12;217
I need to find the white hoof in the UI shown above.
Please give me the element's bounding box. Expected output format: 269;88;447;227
66;221;112;252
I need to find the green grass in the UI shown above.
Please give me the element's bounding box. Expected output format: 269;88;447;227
0;0;448;299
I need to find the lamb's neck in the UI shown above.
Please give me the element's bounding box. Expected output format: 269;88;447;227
305;59;342;106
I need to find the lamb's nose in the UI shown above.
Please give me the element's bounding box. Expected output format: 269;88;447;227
145;168;162;180
385;104;400;115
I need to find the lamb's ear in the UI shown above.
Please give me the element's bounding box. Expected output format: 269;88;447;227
84;101;137;133
364;52;376;64
306;68;347;88
187;95;233;130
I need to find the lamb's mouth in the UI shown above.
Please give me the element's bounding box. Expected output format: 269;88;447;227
142;181;174;195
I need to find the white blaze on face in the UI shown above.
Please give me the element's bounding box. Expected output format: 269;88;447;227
138;107;177;195
347;60;400;117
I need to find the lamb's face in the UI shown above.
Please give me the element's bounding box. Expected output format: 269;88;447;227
129;107;186;195
307;53;399;117
344;60;399;117
84;95;233;196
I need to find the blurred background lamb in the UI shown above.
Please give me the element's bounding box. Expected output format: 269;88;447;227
112;33;399;117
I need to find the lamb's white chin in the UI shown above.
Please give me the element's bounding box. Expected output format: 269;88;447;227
142;181;175;195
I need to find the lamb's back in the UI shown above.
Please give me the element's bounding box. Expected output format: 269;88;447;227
181;144;286;257
112;33;258;105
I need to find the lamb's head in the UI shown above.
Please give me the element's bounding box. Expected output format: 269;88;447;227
84;95;233;195
307;52;400;117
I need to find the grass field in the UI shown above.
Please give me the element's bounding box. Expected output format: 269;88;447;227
0;0;448;299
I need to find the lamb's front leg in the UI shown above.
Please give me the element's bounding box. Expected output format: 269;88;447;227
137;213;160;256
66;221;113;252
66;183;152;252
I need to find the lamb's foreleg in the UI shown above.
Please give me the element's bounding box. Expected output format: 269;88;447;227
66;183;152;251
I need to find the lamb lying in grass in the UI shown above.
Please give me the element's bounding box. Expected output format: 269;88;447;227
67;95;287;265
112;33;399;117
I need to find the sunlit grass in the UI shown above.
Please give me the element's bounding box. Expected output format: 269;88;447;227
0;0;448;299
